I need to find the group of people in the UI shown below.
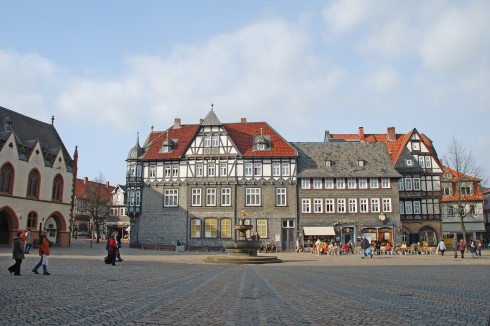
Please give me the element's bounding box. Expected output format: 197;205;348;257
308;239;356;255
450;238;483;258
8;229;50;276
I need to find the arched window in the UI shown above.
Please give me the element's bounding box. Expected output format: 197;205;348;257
52;174;63;201
0;163;14;194
27;169;41;198
27;211;38;229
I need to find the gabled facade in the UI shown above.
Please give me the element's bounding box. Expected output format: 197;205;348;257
0;106;76;247
106;184;130;239
127;109;298;250
440;166;485;240
327;127;443;245
73;177;114;238
292;141;401;245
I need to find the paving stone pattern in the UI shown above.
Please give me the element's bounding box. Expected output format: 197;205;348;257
1;240;489;326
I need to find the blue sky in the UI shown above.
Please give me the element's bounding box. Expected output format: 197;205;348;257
1;0;489;186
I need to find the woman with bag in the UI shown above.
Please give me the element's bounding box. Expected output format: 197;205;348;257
32;230;50;275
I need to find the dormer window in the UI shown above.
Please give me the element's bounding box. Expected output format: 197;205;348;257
358;159;365;166
325;160;332;167
253;129;270;151
406;159;413;166
161;131;176;153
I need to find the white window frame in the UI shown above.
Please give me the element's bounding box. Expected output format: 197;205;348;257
212;135;219;147
400;201;405;214
149;165;156;178
208;163;215;177
276;188;287;206
281;162;290;176
382;198;392;212
336;178;345;189
164;165;171;178
164;189;178;207
398;178;405;191
381;178;390;188
245;188;261;206
425;158;431;168
413;178;421;191
172;164;179;177
347;178;356;189
325;178;334;189
313;178;322;189
313;198;323;213
191;188;202;206
325;199;335;213
221;188;231;206
360;198;369;213
370;198;380;212
302;199;311;213
254;162;262;176
245;163;253;176
337;198;346;213
358;178;368;189
272;162;280;176
196;163;203;177
418;156;425;168
301;179;311;189
413;201;421;214
370;178;379;189
405;178;413;191
348;198;357;213
405;201;413;214
220;163;227;177
206;188;216;206
204;218;218;238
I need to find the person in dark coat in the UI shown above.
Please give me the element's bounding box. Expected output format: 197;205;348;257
8;230;25;276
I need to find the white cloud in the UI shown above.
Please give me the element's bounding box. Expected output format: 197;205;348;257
323;0;373;34
56;19;342;131
419;1;490;77
367;66;400;93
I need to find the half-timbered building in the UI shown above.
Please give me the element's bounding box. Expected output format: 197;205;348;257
327;127;443;245
126;109;298;250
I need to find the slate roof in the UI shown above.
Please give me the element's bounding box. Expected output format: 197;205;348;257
291;142;401;178
0;106;73;163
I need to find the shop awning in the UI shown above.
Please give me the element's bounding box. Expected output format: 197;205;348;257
303;226;336;236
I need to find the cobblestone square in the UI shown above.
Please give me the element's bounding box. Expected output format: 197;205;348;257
1;239;489;326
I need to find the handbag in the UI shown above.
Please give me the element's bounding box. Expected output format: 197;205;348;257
42;254;49;266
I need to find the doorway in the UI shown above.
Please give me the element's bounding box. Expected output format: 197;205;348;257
281;220;295;251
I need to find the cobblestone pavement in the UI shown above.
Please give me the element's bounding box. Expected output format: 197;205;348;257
1;239;489;326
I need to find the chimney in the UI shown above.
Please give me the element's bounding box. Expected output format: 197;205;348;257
173;118;181;129
106;181;109;188
84;177;88;184
359;127;364;140
241;118;247;123
324;130;332;142
200;118;204;124
387;127;396;141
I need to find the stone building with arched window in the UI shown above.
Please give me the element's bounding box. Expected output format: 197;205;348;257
0;106;77;247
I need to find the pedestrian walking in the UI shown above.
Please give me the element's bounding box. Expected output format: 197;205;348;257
8;230;25;276
360;236;373;258
436;239;446;256
458;239;466;259
24;230;32;253
107;232;118;266
32;230;51;275
348;240;355;254
476;240;483;256
452;237;458;258
469;240;477;258
115;232;124;262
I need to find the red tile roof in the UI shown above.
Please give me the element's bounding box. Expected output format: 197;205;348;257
441;166;484;202
75;178;114;201
142;121;296;160
330;128;438;164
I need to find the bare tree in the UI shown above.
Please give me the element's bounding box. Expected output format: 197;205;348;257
84;174;112;244
443;137;485;244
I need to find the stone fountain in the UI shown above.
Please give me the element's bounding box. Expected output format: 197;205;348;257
205;212;281;264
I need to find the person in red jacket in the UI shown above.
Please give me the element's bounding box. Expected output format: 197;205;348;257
108;232;118;266
32;230;50;275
